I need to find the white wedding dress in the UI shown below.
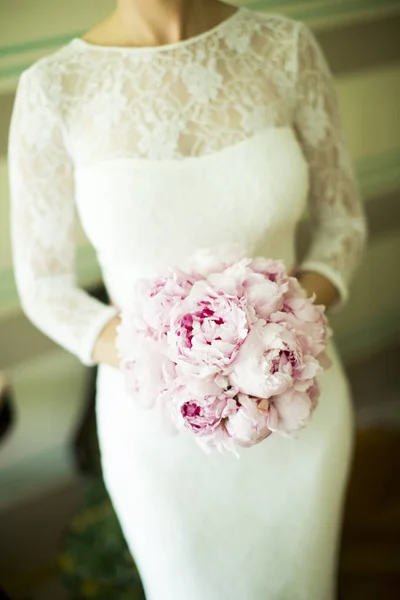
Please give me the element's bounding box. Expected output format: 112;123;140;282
9;8;367;599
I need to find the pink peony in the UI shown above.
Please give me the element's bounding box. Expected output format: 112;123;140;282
166;380;240;453
271;294;331;359
225;393;272;447
182;243;247;278
124;268;196;339
206;262;287;324
119;338;176;409
117;248;331;455
206;258;253;298
242;271;287;319
249;258;289;286
167;280;250;378
180;393;238;437
267;383;318;434
230;321;322;400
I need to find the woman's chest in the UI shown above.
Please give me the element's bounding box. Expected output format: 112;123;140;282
65;57;295;163
73;128;309;267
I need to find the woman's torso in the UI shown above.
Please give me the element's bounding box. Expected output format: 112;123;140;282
34;8;309;308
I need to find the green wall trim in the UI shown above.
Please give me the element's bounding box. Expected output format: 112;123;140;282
280;0;400;23
1;0;400;80
246;0;400;17
0;35;80;59
0;63;34;80
1;146;399;313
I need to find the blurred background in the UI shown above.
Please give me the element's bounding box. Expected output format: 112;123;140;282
0;0;399;599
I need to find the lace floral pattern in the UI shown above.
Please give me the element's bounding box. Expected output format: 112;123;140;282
293;22;367;299
8;8;366;365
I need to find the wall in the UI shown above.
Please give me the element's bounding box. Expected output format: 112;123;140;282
0;0;399;509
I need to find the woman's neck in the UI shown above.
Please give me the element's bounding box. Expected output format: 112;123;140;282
116;0;198;46
83;0;237;48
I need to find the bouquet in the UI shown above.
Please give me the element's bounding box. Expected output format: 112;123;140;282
116;246;331;455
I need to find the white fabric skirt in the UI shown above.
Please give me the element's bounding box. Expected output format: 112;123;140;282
95;340;354;600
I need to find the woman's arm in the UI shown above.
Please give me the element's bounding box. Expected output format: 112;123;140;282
9;67;119;367
92;314;121;368
293;22;367;310
296;271;339;308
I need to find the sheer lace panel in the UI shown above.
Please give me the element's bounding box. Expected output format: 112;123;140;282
37;11;300;163
9;70;118;366
293;22;367;303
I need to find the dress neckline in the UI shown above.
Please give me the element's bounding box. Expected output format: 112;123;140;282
71;7;243;54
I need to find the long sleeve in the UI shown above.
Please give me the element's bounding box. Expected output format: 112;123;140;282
294;22;367;307
8;67;118;366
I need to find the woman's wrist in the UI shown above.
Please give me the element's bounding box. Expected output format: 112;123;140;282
91;314;122;368
295;270;339;309
90;272;337;367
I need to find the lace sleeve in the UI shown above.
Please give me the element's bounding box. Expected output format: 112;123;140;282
294;22;367;308
8;67;118;366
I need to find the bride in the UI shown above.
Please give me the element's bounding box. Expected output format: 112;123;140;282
9;1;366;598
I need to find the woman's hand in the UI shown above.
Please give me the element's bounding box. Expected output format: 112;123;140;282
91;314;122;368
294;270;339;310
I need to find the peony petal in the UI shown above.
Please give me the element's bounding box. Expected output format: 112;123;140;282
270;389;313;433
225;393;272;447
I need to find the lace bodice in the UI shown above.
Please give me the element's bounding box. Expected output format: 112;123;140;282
9;8;366;366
